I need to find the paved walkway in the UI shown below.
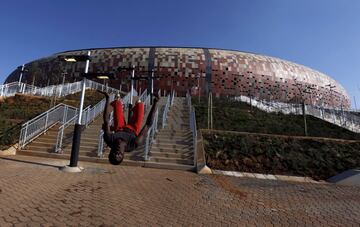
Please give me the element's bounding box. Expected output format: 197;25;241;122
0;155;359;226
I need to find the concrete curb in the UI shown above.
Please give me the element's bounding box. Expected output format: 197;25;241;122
0;143;18;155
210;169;324;184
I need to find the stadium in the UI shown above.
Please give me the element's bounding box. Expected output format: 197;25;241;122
5;46;351;109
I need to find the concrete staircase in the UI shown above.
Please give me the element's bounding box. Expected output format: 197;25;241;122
18;109;146;164
146;97;194;170
18;96;195;171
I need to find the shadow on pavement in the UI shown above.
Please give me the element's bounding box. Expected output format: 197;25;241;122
0;156;63;169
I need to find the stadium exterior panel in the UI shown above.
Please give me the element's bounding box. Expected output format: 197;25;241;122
5;47;350;109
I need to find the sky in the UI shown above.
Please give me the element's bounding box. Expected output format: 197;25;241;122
1;0;360;108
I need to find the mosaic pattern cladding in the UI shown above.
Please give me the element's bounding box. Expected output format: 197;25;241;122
5;47;350;109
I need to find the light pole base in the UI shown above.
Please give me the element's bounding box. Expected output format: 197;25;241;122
59;165;83;173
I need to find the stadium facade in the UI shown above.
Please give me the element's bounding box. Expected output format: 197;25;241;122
5;47;350;109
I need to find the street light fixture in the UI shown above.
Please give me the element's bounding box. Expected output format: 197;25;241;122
58;55;91;63
81;72;115;80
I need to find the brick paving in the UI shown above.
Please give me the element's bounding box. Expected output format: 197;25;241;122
0;155;359;226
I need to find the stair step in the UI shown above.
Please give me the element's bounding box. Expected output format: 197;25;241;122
150;151;193;159
28;141;57;148
158;130;192;134
143;162;194;171
155;136;192;141
149;157;194;165
154;138;192;144
150;147;193;153
152;143;192;149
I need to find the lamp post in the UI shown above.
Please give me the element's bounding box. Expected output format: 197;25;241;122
129;69;160;105
18;64;25;86
58;51;91;171
118;66;136;121
293;80;316;136
17;64;28;93
193;75;201;104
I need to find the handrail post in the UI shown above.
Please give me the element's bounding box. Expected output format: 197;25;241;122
44;112;49;133
62;106;68;123
22;122;29;148
97;130;104;157
144;129;151;160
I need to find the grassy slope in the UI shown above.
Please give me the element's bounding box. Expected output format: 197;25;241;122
193;97;360;180
203;131;360;180
0;90;104;149
193;97;360;140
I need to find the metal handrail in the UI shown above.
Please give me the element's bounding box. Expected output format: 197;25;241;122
19;103;77;148
190;107;197;167
1;78;122;98
139;89;148;102
186;92;198;167
162;94;171;128
144;108;159;160
234;95;360;133
55;115;77;153
97;130;105;157
55;94;113;153
144;94;151;112
55;105;90;153
170;91;175;106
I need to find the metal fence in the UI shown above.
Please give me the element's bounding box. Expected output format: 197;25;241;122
234;95;360;133
1;79;122;98
19;103;78;148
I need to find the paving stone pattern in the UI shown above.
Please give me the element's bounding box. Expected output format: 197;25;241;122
0;156;359;226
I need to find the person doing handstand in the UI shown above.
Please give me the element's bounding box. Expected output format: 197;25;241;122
97;90;159;165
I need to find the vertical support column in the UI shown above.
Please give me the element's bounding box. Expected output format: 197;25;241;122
148;47;156;96
70;50;91;168
203;48;212;96
302;102;308;136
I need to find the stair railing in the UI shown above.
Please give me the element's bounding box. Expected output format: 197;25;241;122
187;92;198;167
1;78;123;98
55;105;90;153
144;108;159;161
144;93;152;112
55;94;114;153
234;95;360;133
170;90;175;106
138;89;148;103
0;82;25;97
19;103;77;148
162;94;171;128
97;130;105;157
